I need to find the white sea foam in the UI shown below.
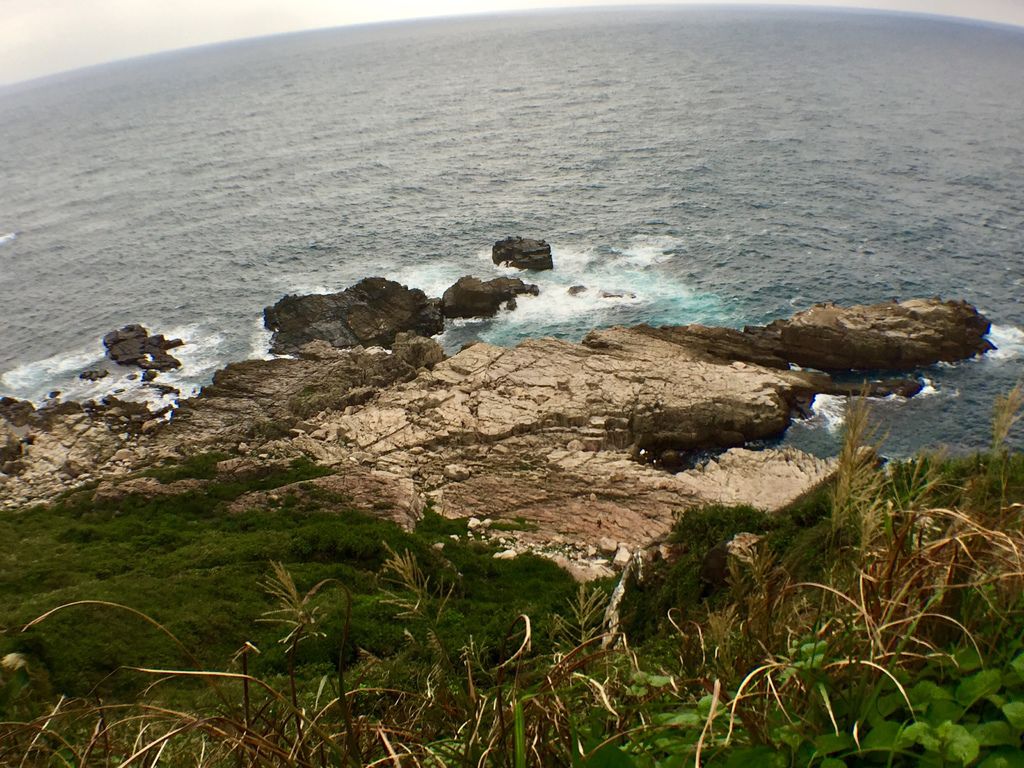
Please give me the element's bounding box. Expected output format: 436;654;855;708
986;324;1024;361
0;345;106;396
0;232;16;246
808;394;847;434
249;317;276;360
917;377;938;398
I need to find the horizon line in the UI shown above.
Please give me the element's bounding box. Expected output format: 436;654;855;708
2;2;1023;91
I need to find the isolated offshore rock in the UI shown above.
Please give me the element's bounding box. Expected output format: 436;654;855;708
102;324;184;371
263;277;443;354
492;237;554;271
441;275;540;318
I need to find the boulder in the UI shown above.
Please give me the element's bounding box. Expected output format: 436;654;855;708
568;285;588;296
749;298;993;372
264;277;443;355
441;276;540;319
392;332;445;370
492;237;553;271
79;369;109;381
645;299;992;374
102;325;184;371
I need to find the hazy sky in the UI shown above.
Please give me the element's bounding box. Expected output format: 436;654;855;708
2;1;1023;86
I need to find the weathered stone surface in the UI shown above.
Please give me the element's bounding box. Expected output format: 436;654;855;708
287;326;837;564
492;237;553;271
158;339;444;451
264;277;443;355
749;298;993;372
79;369;109;381
441;276;539;319
103;325;184;371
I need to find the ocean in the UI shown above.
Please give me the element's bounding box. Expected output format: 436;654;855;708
1;7;1022;457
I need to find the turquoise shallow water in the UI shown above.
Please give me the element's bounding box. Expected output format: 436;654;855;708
0;7;1022;456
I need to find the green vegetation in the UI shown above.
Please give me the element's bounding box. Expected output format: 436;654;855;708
2;388;1023;766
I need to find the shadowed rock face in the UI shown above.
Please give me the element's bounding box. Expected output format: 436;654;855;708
441;276;540;319
263;277;443;355
492;237;554;271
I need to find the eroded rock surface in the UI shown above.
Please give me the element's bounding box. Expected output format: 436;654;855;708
264;277;443;355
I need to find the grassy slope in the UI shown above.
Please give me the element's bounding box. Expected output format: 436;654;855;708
0;455;579;698
3;443;1024;766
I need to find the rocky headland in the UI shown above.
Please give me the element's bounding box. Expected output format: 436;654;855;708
0;240;998;579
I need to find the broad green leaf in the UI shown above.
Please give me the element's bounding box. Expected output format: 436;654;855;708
1009;654;1024;679
723;746;786;768
697;694;717;718
1003;701;1024;730
876;691;908;718
972;721;1017;747
582;743;637;768
814;732;855;755
957;647;984;673
934;721;980;765
958;671;1003;709
911;680;956;708
863;720;905;751
978;747;1024;768
927;700;967;727
653;710;701;728
820;759;847;768
901;722;940;752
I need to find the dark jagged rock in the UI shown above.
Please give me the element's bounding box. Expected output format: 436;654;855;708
568;285;588;296
824;378;924;399
263;277;443;355
102;325;184;371
441;276;540;319
79;369;109;381
492;237;554;271
141;370;158;382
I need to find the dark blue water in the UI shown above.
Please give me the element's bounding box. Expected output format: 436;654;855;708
1;8;1022;455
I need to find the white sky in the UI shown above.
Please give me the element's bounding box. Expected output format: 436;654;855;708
2;1;1023;86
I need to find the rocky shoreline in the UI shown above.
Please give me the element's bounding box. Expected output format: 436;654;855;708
0;239;998;579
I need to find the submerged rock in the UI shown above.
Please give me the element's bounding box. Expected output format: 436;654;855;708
441;275;540;318
492;237;554;271
103;325;184;371
264;277;443;355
